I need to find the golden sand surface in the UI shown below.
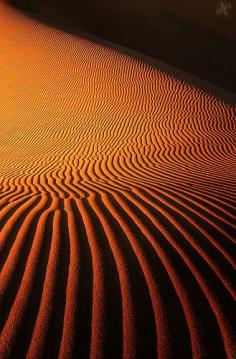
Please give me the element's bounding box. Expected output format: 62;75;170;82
0;1;235;358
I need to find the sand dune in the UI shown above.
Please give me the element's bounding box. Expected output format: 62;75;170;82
0;1;236;358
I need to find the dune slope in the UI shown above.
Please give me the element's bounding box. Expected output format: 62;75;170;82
0;2;236;358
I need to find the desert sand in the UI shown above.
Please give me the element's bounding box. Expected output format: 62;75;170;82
0;1;236;358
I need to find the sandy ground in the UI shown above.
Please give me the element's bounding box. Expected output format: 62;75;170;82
0;1;236;358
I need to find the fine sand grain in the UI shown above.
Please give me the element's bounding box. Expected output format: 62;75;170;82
0;1;236;358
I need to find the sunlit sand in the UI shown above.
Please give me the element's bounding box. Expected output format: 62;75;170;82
0;1;235;358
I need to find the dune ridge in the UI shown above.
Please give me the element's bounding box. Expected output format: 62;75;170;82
0;1;236;358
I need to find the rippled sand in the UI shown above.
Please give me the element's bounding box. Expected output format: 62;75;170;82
0;1;236;358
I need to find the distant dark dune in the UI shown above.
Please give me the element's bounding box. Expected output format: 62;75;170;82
0;1;236;358
11;0;236;92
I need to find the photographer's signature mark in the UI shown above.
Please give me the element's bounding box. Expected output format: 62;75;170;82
216;1;232;17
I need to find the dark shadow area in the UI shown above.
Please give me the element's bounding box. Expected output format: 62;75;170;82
10;0;236;95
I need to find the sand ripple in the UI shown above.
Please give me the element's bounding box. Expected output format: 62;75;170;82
0;2;236;358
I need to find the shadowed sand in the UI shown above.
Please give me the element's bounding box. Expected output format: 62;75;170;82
0;1;236;358
11;0;236;93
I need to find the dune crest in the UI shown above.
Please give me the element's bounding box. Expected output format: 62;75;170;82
0;2;236;358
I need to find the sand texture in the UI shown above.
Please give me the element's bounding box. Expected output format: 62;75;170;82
0;2;236;358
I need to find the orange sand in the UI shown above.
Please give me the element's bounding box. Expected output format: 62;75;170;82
0;1;236;358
